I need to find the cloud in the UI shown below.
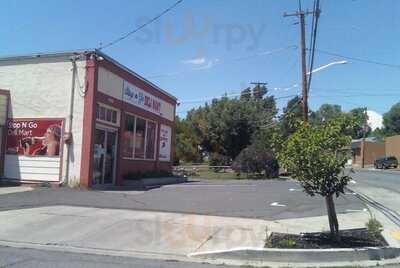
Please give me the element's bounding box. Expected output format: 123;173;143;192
192;58;220;70
182;57;206;65
366;110;383;130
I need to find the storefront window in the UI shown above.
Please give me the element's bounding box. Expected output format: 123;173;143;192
122;115;135;158
99;106;106;121
96;103;119;126
122;113;157;160
106;109;112;122
111;110;117;123
146;121;156;159
134;117;146;159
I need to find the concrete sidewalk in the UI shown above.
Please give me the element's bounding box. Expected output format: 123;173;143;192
0;186;33;195
0;205;371;262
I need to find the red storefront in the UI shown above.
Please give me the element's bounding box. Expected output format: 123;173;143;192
0;50;176;187
81;51;177;187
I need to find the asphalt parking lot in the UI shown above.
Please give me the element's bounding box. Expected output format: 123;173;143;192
0;179;365;220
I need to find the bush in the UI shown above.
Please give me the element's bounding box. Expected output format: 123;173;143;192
232;144;279;178
366;218;383;238
173;167;198;177
123;170;173;180
209;153;231;172
277;238;297;248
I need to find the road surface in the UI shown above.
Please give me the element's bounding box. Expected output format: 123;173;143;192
0;179;365;220
0;246;235;268
349;168;400;214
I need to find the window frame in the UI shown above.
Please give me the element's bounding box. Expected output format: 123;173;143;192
122;112;158;161
96;103;120;127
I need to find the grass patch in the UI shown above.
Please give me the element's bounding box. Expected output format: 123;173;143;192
193;169;284;180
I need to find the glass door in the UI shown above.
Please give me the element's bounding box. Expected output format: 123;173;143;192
104;131;116;184
92;127;117;185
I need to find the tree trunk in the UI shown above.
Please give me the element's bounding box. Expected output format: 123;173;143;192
325;194;340;241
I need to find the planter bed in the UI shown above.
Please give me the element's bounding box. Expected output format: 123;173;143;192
265;228;387;249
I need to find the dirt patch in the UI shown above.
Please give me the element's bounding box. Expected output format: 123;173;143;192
265;228;387;249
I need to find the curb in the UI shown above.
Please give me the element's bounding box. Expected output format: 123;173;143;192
123;177;188;189
188;246;400;263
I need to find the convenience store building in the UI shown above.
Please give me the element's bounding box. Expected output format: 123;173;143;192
0;50;176;187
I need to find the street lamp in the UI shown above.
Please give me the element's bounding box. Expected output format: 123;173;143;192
307;60;348;75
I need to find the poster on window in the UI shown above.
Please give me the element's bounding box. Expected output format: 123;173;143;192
159;124;171;162
6;119;63;157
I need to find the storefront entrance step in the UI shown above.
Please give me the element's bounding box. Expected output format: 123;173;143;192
123;177;188;189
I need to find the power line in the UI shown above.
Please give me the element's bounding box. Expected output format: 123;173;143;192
98;0;184;50
148;46;297;79
312;49;400;70
179;93;298;105
311;87;400;92
284;1;318;122
307;0;320;93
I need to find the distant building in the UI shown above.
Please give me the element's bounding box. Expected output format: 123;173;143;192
385;135;400;161
0;50;177;187
351;138;385;166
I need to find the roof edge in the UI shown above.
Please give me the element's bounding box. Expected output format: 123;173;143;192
0;49;177;102
94;49;177;101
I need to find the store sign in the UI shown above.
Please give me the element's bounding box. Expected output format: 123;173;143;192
122;81;174;121
159;124;171;162
123;81;161;113
6;119;63;157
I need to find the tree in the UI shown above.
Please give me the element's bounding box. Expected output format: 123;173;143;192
253;85;267;99
240;87;252;100
311;103;343;124
279;96;303;139
200;86;277;160
348;107;370;139
383;102;400;135
174;116;203;163
277;116;355;240
232;143;279;178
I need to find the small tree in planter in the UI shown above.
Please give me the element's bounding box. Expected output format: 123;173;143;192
277;115;355;240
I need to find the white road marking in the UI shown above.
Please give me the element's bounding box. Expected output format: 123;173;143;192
345;208;368;212
288;188;301;192
270;202;286;207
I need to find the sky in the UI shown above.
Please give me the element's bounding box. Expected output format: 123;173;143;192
1;0;400;117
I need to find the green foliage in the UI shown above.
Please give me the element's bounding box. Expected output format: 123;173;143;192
231;144;279;178
279;96;303;139
277;238;297;248
366;218;383;238
348;107;370;139
209;153;231;172
383;102;400;135
311;103;343;124
178;86;277;163
369;127;386;140
174;115;204;164
277;115;355;197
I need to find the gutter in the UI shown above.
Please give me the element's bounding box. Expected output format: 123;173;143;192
63;56;78;185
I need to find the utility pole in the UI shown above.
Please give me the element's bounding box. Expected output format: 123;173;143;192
250;82;268;87
250;82;268;98
361;107;369;168
284;3;318;122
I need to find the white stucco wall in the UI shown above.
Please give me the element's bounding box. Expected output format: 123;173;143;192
0;56;86;185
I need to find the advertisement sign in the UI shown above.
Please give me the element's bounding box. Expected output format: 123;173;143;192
122;80;175;121
123;80;162;114
159;124;171;162
6;119;63;157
